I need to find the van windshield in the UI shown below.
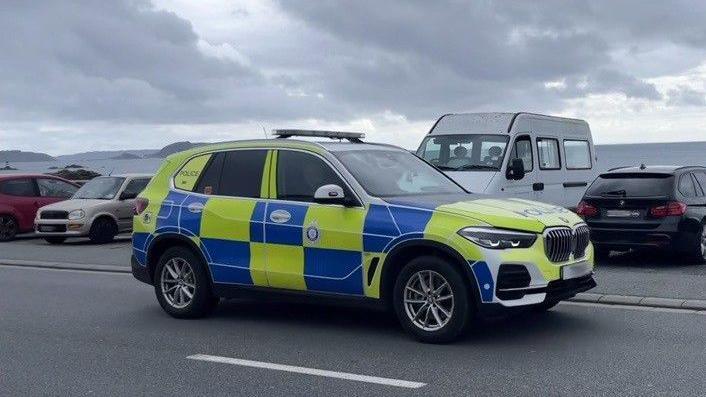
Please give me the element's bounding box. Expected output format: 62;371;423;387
417;134;509;171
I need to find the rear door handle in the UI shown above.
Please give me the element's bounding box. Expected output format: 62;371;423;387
533;183;545;191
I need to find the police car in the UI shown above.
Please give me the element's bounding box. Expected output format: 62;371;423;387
131;130;595;343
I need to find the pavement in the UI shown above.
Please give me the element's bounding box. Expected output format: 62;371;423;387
3;265;706;396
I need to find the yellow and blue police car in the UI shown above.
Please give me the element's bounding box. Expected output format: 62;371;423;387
131;130;595;342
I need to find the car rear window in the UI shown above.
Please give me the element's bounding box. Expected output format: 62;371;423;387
586;173;674;198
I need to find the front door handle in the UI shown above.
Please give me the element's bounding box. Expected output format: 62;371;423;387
533;182;545;191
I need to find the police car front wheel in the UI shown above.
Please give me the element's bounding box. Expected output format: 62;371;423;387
393;256;471;343
154;247;219;318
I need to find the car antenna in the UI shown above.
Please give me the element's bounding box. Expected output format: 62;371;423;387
259;123;268;139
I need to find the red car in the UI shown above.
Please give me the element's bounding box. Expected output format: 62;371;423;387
0;174;79;241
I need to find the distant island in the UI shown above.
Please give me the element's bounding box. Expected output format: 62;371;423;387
110;152;143;160
2;141;209;163
0;150;56;162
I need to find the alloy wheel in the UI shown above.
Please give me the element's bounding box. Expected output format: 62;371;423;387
160;257;196;309
701;227;706;258
403;270;454;332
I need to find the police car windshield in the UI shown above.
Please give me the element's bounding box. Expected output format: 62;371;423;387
333;149;465;197
417;134;509;171
73;177;125;200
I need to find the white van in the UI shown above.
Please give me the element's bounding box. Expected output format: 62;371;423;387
416;112;596;209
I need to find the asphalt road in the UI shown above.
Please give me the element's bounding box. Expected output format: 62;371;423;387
2;265;706;396
3;236;706;300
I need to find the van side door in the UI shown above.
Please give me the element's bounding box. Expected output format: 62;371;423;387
503;134;535;199
562;139;594;209
534;137;564;205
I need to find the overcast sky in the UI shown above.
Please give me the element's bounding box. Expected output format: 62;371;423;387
1;0;706;155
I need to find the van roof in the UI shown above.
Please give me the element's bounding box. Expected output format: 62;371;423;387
428;112;590;136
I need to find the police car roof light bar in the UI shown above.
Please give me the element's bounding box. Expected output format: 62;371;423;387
272;129;365;143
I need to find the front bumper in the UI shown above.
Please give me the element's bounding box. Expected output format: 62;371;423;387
131;254;152;285
34;219;90;236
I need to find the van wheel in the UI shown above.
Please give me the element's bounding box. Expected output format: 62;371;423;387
45;237;66;244
154;247;219;318
88;217;117;244
393;256;470;343
0;215;18;242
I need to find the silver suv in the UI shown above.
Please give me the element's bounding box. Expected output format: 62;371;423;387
35;174;152;244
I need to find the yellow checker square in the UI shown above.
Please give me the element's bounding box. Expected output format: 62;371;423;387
174;154;211;192
302;205;366;251
266;244;306;290
200;197;257;241
249;242;269;286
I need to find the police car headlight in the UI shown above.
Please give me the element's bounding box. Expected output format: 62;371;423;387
68;210;86;220
458;227;537;249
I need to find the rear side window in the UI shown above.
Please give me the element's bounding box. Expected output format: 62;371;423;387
175;154;212;191
218;150;267;198
537;138;561;170
694;172;706;196
37;178;77;198
277;150;347;202
122;178;151;197
194;152;225;195
0;178;36;196
564;140;591;169
586;173;674;198
678;174;697;198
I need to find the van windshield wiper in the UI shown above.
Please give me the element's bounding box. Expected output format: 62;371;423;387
433;165;457;171
457;164;499;171
601;189;627;197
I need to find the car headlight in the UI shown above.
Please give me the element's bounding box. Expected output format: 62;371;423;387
68;210;86;220
458;227;537;249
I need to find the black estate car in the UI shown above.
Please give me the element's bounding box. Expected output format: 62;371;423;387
577;165;706;263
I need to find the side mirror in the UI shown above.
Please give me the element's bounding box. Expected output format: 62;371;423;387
119;191;138;200
506;158;526;180
314;184;352;206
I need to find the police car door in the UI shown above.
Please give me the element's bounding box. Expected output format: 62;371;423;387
265;149;367;295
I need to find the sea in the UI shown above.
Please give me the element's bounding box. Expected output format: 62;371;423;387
1;141;705;176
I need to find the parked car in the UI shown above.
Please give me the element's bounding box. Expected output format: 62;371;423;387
131;129;594;343
578;165;706;263
416;112;597;209
0;174;79;241
35;174;152;244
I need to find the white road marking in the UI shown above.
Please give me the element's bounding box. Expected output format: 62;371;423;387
0;263;129;275
562;300;706;315
187;354;427;389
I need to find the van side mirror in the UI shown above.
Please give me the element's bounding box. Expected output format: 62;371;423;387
506;158;526;180
314;184;353;206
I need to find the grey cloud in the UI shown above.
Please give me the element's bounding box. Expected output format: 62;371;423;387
667;86;706;106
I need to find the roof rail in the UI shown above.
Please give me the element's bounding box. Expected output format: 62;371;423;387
272;129;365;143
607;165;632;172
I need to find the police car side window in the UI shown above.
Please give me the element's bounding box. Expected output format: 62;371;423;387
194;152;225;195
219;150;267;198
277;150;346;202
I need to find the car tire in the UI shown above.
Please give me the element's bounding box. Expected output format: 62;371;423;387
154;246;219;318
0;215;18;242
88;217;117;244
45;237;66;244
683;223;706;264
393;256;471;344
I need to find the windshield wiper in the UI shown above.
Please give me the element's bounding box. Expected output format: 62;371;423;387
457;164;499;171
433;165;458;171
601;189;627;196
